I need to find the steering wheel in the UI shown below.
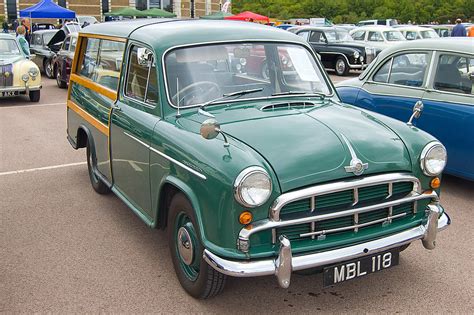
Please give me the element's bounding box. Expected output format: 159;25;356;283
172;81;221;106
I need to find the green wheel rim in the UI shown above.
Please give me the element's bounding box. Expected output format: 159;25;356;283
174;212;200;281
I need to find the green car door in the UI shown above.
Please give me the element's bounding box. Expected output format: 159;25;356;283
110;43;161;221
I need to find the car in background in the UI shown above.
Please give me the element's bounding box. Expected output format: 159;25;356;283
53;32;77;88
32;23;56;31
29;29;59;78
397;26;439;40
336;38;474;180
276;24;294;30
76;16;98;27
357;19;398;27
350;26;406;50
289;26;380;75
0;34;41;102
421;25;452;37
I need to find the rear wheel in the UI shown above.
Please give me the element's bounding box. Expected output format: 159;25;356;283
86;141;111;195
55;66;67;88
29;90;40;102
335;57;349;76
168;193;226;299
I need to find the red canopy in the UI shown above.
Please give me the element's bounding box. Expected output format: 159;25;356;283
224;11;269;23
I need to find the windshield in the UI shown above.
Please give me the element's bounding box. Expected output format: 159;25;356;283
165;43;331;107
0;39;21;56
325;30;353;42
42;32;56;45
420;30;438;39
383;31;405;41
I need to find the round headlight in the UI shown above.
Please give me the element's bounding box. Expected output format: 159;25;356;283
29;67;39;77
239;58;247;66
420;142;447;176
234;167;272;208
22;74;29;82
353;51;360;59
359;55;364;62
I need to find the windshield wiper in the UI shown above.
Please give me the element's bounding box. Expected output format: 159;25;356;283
272;91;326;99
200;88;264;110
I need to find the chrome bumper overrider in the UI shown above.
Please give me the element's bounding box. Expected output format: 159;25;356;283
204;208;450;288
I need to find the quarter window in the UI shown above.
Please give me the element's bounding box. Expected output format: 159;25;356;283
373;53;428;87
368;31;384;42
434;54;474;95
125;45;158;105
79;37;125;91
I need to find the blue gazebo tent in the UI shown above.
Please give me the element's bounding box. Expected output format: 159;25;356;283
20;0;76;19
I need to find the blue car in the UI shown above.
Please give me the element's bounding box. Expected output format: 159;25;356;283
336;38;474;180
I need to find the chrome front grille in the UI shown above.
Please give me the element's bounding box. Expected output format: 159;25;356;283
365;47;377;65
0;64;13;87
267;173;420;244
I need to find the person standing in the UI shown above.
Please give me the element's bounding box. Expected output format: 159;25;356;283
16;26;30;58
2;20;9;33
451;19;467;37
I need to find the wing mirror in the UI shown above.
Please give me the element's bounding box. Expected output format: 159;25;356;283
407;101;424;126
137;48;153;67
200;118;229;147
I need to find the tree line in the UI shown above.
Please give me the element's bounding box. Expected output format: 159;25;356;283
232;0;474;24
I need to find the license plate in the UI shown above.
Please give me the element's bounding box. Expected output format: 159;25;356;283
1;91;19;97
323;250;399;287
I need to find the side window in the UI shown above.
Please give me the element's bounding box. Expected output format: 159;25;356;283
373;53;428;87
434;54;473;95
373;58;392;82
377;20;386;25
125;45;158;105
79;37;100;80
79;37;125;91
368;31;383;42
352;30;365;41
70;37;77;51
405;31;417;40
297;31;309;41
309;31;323;43
62;37;70;51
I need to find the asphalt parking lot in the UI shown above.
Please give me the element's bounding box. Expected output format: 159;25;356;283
1;75;473;313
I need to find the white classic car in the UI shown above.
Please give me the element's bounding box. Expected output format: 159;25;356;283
0;33;41;102
350;26;406;50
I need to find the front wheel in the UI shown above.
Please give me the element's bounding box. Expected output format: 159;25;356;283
86;141;111;195
55;66;67;88
44;59;54;78
335;57;349;76
168;193;226;299
29;90;40;102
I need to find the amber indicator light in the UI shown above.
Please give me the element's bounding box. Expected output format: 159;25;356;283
430;177;441;189
239;211;253;225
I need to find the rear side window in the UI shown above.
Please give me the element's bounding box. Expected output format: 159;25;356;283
368;31;383;42
125;45;158;106
434;54;474;95
79;37;125;91
297;31;309;41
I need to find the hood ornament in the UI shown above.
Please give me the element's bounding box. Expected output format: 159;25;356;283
341;134;368;176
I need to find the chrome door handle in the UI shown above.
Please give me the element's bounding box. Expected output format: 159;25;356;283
111;104;121;111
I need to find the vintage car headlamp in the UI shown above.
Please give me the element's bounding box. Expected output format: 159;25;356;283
353;51;360;59
420;142;447;176
359;55;364;62
29;67;39;77
234;167;272;208
22;74;30;82
239;58;247;66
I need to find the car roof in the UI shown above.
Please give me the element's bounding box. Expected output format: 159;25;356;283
288;25;346;32
0;33;16;40
377;38;474;59
352;25;395;31
82;19;308;52
396;26;433;31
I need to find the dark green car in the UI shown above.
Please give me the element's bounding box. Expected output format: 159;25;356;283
66;19;450;298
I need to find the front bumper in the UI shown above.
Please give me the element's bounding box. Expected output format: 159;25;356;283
0;84;42;96
204;206;450;288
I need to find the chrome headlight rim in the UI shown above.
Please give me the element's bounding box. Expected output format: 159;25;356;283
28;67;39;77
353;51;360;59
21;74;30;82
420;141;447;176
234;166;272;208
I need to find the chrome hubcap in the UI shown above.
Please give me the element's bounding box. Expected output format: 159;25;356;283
337;60;345;73
177;227;194;266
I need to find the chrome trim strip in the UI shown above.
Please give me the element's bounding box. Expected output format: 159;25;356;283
161;39;336;109
269;173;420;221
300;212;406;237
203;211;450;283
244;190;436;244
123;131;207;180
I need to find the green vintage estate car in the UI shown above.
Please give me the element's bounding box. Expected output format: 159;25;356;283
66;19;450;298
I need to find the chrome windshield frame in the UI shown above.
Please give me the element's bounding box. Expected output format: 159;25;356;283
161;39;336;110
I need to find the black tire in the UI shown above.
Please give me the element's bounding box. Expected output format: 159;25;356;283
335;57;350;76
29;90;40;102
168;193;226;299
86;141;111;195
44;59;53;79
55;66;67;89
